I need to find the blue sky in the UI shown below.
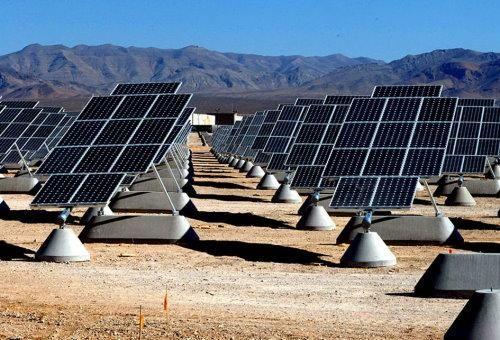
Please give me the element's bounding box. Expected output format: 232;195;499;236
1;0;498;61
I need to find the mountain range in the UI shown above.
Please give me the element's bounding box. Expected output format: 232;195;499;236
0;44;498;113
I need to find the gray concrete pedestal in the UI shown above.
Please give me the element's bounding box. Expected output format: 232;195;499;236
445;289;500;340
296;205;335;230
340;231;396;268
271;184;302;203
110;191;197;214
80;215;199;243
257;173;280;189
445;186;477;206
0;177;40;194
337;215;463;245
36;228;90;262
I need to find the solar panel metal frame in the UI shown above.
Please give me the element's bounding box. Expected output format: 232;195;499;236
371;85;443;98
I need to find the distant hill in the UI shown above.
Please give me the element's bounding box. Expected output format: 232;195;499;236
0;44;498;113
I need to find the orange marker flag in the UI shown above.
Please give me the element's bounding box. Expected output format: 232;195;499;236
163;288;169;314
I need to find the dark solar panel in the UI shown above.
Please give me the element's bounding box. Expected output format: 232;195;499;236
0;100;38;108
295;98;325;106
112;82;181;95
372;85;442;98
324;95;370;105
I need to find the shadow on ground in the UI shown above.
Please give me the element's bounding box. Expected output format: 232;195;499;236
0;241;35;260
188;211;292;229
194;180;253;190
181;240;336;266
192;193;267;203
450;217;500;230
455;241;500;253
0;210;76;225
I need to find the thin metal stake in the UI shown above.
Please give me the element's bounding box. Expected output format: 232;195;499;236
485;158;496;179
422;179;441;217
153;164;178;216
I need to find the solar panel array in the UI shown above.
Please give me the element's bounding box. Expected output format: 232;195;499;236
252;110;281;164
227;115;253;155
237;112;265;157
443;105;500;174
324;95;458;209
0;107;44;158
31;82;192;207
288;104;349;189
263;105;307;171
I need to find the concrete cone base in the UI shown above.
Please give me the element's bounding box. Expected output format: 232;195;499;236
227;156;235;165
485;164;500;179
445;186;476;206
257;173;280;189
234;159;245;169
340;231;396;268
80;215;199;244
229;157;239;167
298;193;314;215
271;184;302;203
445;289;500;340
81;206;114;225
35;228;90;262
246;165;265;178
240;161;253;172
296;205;335;230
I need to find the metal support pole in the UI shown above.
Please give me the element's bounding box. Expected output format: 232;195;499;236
422;179;442;217
14;143;32;177
165;153;182;193
486;158;496;179
153;164;178;216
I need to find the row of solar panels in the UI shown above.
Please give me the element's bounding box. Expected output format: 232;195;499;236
0;99;76;167
0;82;194;208
210;85;499;210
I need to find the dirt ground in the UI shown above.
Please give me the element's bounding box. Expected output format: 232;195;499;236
0;134;498;339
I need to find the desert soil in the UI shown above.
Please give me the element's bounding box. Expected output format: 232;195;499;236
0;133;498;339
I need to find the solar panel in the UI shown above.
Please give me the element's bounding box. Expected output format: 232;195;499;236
262;106;305;154
443;105;500;174
0;111;67;165
324;95;370;105
39;106;64;113
329;176;418;209
372;85;442;98
111;82;181;95
0;100;38;108
458;98;496;107
324;97;457;178
32;84;192;208
32;173;125;206
321;95;457;210
295;98;325;106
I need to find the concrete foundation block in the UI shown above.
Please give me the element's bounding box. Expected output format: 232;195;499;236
415;253;500;298
0;177;40;194
110;191;197;214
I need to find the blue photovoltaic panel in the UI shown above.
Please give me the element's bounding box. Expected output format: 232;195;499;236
324;97;457;178
295;98;325;106
372;85;442;98
443;105;500;174
320;93;458;210
324;95;370;105
32;83;193;208
111;82;181;95
330;176;418;209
